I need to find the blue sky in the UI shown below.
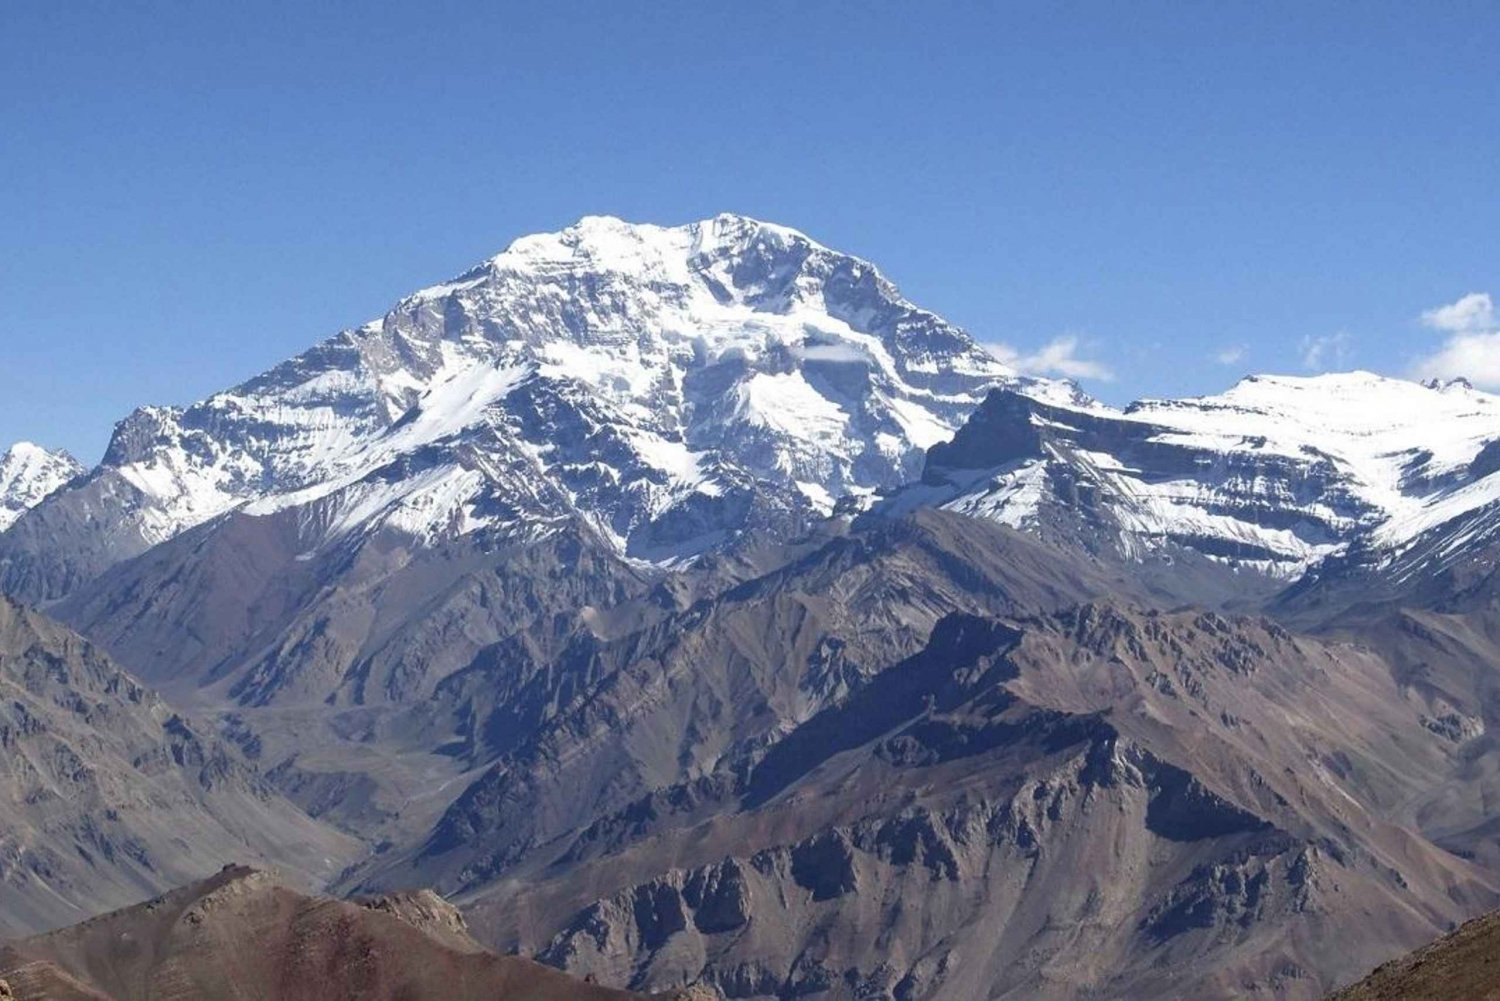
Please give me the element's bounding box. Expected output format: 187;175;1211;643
3;2;1498;461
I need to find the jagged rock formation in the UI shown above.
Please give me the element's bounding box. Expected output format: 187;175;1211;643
0;865;649;1000
348;510;1131;897
353;887;483;953
0;596;357;938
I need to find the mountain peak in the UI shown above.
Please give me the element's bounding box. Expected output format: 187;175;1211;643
471;213;830;283
2;440;79;467
0;442;83;532
399;213;840;312
567;211;823;250
1197;370;1500;427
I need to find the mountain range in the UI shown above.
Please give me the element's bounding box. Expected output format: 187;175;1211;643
5;215;1500;999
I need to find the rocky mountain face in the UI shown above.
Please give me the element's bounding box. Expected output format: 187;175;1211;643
895;373;1500;578
0;214;1030;604
0;595;357;939
0;443;81;533
48;513;663;849
437;594;1494;1000
0;865;655;1000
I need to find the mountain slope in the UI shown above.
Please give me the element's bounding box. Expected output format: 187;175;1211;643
0;865;653;1001
0;595;358;938
51;510;660;847
275;508;1493;999
344;509;1133;899
0;444;81;532
0;214;1029;603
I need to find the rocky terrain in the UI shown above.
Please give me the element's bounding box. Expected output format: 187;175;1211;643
455;601;1495;999
0;865;653;1000
7;216;1500;998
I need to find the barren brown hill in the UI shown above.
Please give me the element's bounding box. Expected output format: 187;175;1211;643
1326;909;1500;1000
0;865;664;1001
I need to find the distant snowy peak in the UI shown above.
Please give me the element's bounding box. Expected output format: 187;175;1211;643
901;371;1500;576
0;443;83;531
2;214;1037;598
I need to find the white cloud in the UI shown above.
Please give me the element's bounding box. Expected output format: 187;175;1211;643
1411;332;1500;386
1421;292;1495;334
987;335;1114;381
1412;293;1500;388
1300;331;1353;370
794;342;871;364
1214;345;1246;366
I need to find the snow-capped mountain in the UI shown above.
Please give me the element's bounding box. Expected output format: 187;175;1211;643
0;442;82;531
0;214;1027;600
897;371;1500;577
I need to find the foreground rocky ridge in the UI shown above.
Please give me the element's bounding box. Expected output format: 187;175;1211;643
0;865;656;1000
1326;906;1500;999
460;601;1494;999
